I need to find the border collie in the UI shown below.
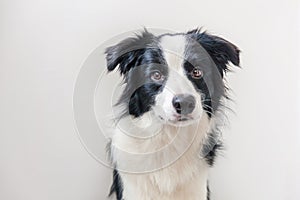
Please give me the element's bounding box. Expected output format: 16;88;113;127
105;28;240;200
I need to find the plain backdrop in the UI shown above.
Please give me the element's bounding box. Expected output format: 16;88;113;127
0;0;299;200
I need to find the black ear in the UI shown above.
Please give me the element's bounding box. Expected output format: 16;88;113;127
105;30;157;75
187;29;240;77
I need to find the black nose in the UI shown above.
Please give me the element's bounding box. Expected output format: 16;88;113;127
172;94;196;115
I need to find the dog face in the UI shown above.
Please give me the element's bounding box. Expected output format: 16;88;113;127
105;29;240;126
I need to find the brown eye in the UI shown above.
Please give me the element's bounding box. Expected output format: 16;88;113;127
151;71;164;81
191;68;203;79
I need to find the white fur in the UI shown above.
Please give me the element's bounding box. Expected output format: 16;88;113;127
159;35;186;72
111;112;211;200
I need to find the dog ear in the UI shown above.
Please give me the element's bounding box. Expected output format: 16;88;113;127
105;38;140;75
187;29;240;77
105;30;156;75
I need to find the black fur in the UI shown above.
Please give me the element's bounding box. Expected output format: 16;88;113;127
105;30;162;75
202;132;223;166
207;183;211;200
108;169;123;200
185;28;240;116
105;30;167;118
187;28;240;77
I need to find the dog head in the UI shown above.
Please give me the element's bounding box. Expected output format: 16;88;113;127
105;29;240;126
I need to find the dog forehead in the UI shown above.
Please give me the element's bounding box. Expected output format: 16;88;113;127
159;34;186;73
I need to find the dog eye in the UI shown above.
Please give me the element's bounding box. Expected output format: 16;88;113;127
191;68;203;79
151;70;164;81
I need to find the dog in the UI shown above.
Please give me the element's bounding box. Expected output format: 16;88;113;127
105;28;240;200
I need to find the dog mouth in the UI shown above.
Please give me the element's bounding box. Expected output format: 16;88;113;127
177;117;189;121
158;114;194;123
175;115;193;122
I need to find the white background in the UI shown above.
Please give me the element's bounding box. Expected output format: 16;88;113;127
1;0;299;200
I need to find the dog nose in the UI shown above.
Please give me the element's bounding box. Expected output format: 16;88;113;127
172;94;196;115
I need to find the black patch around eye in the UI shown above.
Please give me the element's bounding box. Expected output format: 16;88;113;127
183;61;195;72
128;83;163;117
183;61;213;117
114;46;168;118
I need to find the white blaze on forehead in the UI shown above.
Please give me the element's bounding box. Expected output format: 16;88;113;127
159;35;195;93
159;35;186;72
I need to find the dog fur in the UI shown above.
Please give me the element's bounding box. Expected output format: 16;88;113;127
105;28;240;200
